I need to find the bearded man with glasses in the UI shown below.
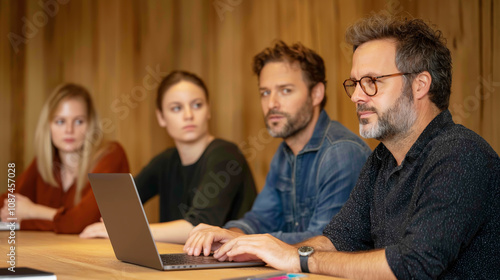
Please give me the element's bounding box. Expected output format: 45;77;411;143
182;15;500;280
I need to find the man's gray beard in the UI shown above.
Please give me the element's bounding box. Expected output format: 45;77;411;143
359;86;417;141
266;97;313;139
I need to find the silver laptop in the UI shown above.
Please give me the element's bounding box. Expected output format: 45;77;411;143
88;173;265;271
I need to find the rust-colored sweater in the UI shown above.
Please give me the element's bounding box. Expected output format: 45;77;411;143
0;142;129;233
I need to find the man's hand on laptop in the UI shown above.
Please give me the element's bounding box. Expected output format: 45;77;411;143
80;218;109;239
184;223;245;257
213;234;299;271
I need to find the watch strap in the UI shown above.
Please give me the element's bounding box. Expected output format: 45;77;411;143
300;254;310;273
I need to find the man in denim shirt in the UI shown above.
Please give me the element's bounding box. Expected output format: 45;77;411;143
184;41;370;255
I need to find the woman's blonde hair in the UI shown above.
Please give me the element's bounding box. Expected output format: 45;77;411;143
34;83;105;203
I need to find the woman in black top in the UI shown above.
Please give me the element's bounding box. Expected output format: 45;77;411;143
81;71;257;243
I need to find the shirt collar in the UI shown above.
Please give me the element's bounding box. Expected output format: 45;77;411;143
405;109;454;162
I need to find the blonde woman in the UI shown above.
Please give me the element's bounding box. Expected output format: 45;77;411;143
0;84;129;233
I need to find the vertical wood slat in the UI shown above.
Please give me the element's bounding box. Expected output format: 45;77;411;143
1;0;25;180
492;0;500;153
480;0;500;153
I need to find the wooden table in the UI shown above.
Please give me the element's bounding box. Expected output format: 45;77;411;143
0;231;343;279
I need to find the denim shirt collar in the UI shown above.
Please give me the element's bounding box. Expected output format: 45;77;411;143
282;110;331;156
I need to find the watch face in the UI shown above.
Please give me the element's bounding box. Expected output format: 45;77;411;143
298;246;314;256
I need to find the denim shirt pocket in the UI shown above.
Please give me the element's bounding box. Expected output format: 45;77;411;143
275;176;295;232
295;194;317;231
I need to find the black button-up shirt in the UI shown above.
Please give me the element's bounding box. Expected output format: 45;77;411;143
323;110;500;279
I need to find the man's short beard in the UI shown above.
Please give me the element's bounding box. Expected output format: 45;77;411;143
266;95;314;139
358;84;417;141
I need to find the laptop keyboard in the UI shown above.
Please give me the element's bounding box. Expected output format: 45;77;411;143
160;253;222;265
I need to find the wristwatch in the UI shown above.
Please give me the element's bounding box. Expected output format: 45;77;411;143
298;246;314;273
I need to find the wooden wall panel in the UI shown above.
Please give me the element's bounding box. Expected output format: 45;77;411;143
0;0;17;181
1;0;499;223
481;0;500;155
